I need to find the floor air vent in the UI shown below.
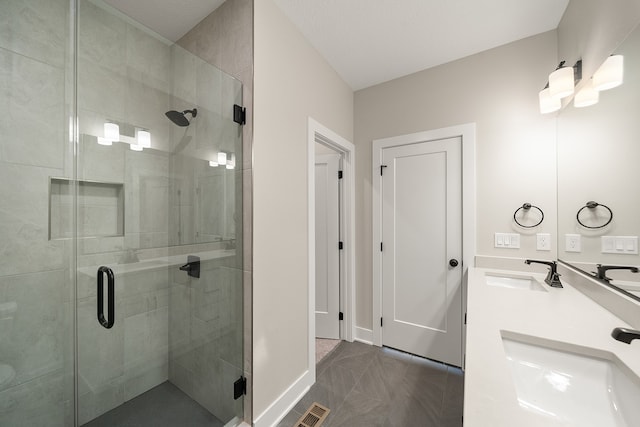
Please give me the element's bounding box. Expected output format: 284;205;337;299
295;402;330;427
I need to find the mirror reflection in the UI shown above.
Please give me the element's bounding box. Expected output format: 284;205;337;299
557;22;640;299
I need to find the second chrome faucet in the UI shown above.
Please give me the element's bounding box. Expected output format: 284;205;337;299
594;264;639;284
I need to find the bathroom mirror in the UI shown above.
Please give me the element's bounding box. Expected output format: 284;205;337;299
557;22;640;300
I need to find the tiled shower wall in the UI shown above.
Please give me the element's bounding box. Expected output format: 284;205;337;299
0;0;248;425
178;0;254;422
0;0;74;425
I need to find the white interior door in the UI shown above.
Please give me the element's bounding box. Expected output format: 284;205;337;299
315;154;340;339
381;137;463;366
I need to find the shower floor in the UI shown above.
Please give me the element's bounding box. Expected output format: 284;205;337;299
82;381;225;427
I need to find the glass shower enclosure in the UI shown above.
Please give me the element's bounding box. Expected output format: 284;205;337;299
0;0;244;425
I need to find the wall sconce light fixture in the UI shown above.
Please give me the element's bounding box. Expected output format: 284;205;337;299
97;121;151;151
539;86;561;114
217;152;227;166
549;62;577;99
539;60;582;114
97;137;113;146
210;152;235;168
104;122;120;141
574;79;599;108
226;154;236;170
593;55;624;91
136;129;151;148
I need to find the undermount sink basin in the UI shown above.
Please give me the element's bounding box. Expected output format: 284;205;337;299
502;332;640;426
485;272;546;292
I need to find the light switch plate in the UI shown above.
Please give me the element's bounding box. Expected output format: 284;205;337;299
495;233;520;249
601;236;638;254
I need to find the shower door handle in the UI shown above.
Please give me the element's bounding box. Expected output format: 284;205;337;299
97;266;115;329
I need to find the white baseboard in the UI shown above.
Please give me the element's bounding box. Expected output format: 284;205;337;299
253;370;313;427
354;326;373;345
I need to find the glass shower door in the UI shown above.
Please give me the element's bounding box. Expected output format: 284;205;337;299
75;1;244;425
0;0;76;425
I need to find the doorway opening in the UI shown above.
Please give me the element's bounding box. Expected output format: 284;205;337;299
307;118;355;376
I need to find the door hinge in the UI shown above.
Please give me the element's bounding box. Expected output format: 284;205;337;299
464;313;467;325
339;241;344;250
380;242;383;252
338;170;343;179
380;165;387;176
233;376;246;400
233;104;246;125
339;312;344;321
380;317;383;327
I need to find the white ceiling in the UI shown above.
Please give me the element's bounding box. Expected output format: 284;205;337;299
102;0;569;91
103;0;225;42
274;0;569;90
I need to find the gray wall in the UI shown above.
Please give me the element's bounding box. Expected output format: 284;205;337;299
253;0;354;421
354;31;559;329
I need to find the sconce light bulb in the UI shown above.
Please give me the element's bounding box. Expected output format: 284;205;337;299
593;55;624;91
130;144;143;151
574;81;599;108
97;137;113;146
548;66;575;99
226;154;236;169
217;152;227;165
539;88;561;114
104;122;120;141
137;129;151;148
209;160;219;167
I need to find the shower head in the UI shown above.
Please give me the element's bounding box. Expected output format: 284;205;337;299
165;108;197;127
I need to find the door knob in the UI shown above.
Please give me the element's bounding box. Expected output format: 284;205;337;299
449;259;459;267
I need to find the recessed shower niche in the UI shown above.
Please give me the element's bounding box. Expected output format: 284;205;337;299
49;177;125;239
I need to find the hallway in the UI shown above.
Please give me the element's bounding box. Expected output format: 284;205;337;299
278;341;464;427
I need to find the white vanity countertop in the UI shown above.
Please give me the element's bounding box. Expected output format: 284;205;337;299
464;267;640;427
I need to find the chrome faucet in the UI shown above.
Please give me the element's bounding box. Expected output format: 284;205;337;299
524;259;563;288
612;327;640;344
594;264;639;284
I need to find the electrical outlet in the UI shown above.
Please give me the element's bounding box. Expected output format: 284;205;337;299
536;233;551;251
565;234;581;252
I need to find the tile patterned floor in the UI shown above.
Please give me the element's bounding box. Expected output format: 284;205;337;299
316;338;341;363
278;341;464;427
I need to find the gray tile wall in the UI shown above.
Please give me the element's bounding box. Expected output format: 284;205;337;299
0;0;74;425
1;0;248;424
168;257;243;422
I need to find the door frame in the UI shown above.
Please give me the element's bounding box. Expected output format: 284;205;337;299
308;118;356;373
372;123;476;357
